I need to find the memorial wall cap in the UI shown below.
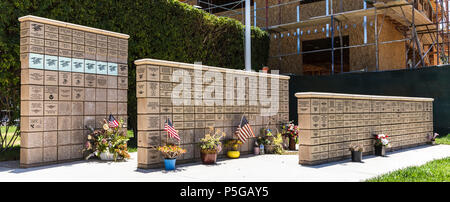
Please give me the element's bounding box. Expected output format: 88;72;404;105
19;15;130;39
134;58;290;80
294;92;434;101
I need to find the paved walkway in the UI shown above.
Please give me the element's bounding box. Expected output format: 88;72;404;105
1;144;449;182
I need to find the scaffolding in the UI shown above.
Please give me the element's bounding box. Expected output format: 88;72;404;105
186;0;450;75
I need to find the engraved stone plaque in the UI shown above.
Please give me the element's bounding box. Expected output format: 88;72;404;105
44;101;58;116
28;53;44;69
58;57;72;72
44;70;58;86
44;86;58;101
44;55;58;70
96;75;108;88
59;71;72;86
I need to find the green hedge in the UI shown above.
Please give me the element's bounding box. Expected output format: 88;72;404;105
0;0;270;131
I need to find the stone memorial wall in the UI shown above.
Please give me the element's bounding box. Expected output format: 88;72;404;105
296;92;434;165
19;15;129;168
135;59;290;169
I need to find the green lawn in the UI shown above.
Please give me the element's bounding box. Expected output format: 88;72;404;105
0;126;20;146
127;130;137;153
366;157;450;182
436;133;450;145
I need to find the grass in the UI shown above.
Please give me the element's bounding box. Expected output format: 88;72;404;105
436;133;450;145
366;157;450;182
127;130;137;153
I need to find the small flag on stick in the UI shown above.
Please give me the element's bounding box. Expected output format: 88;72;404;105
165;118;180;141
108;114;120;128
236;116;255;143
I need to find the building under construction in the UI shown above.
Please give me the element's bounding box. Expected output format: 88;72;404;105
181;0;450;75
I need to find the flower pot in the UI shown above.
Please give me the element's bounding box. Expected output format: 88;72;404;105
351;151;362;162
374;145;385;156
288;137;296;150
164;158;176;170
200;152;217;164
253;147;260;155
227;151;240;159
99;152;115;161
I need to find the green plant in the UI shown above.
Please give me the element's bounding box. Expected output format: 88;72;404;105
199;127;226;154
224;139;242;151
272;133;285;155
255;136;269;146
84;119;130;161
366;157;450;182
436;133;450;145
158;144;186;159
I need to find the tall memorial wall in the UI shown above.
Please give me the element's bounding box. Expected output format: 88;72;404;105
296;92;434;165
135;59;290;169
19;15;129;168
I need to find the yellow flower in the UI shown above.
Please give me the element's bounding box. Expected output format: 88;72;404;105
103;124;109;130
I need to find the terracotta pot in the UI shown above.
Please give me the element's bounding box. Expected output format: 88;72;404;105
253;147;260;155
288;137;296;150
200;152;217;164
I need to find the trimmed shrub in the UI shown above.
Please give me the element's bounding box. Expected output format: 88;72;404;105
0;0;270;132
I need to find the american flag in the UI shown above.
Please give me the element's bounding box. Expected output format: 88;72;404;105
108;114;120;128
236;116;255;143
165;118;180;141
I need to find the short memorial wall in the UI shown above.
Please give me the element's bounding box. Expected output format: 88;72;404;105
135;59;290;169
296;92;434;165
19;15;129;168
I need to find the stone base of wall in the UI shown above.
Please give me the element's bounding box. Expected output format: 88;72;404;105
19;158;83;168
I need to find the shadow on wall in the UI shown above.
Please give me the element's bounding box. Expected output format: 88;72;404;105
288;65;450;135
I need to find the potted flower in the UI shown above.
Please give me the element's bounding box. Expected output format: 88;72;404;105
263;129;275;154
84;119;130;161
224;139;243;159
373;134;390;156
349;145;363;162
157;144;186;170
260;128;284;154
199;127;226;164
281;121;300;150
427;133;439;145
254;137;267;155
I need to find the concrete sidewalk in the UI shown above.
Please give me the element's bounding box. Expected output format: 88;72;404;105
1;144;449;182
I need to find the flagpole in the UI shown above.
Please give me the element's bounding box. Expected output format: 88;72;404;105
166;118;169;145
237;114;244;139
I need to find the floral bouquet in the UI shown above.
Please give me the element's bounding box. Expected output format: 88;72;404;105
374;134;390;147
84;119;130;161
158;144;186;159
199;127;226;154
281;121;300;144
224;139;243;151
